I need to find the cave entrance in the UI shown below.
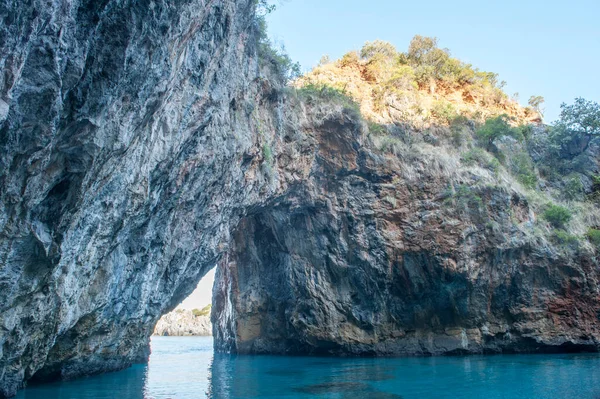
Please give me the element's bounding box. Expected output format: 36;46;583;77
153;269;216;337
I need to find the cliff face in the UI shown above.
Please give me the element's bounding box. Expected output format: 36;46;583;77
153;310;211;336
214;102;600;355
2;0;600;397
0;0;279;396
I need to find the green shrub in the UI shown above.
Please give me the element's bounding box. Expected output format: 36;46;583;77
449;115;472;147
431;101;457;124
377;136;404;155
510;152;537;189
452;184;484;212
297;83;360;115
476;115;522;152
563;175;584;201
262;143;273;164
555;98;600;154
388;65;417;91
360;40;397;60
462;148;500;173
192;304;212;317
586;228;600;247
517;124;534;140
368;122;387;136
553;230;579;247
340;51;360;68
542;204;572;228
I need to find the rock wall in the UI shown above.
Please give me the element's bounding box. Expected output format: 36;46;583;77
0;0;283;396
213;102;600;356
1;0;600;397
153;310;211;336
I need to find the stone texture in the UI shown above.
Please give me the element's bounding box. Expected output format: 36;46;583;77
213;103;600;356
153;310;211;336
1;0;600;397
0;0;281;396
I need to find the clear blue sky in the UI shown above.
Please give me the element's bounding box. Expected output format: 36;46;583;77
266;0;600;122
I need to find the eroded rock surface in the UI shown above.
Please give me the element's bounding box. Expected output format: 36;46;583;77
1;0;600;397
0;0;283;396
213;102;600;356
153;310;211;336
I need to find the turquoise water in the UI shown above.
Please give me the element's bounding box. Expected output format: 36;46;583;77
16;336;600;398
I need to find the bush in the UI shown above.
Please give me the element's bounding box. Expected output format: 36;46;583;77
368;122;387;136
262;143;273;164
509;152;537;189
586;228;600;247
449;115;473;147
431;100;457;124
377;136;404;155
551;98;600;158
542;204;572;228
553;230;579;247
462;148;500;173
451;184;484;212
563;175;584;201
388;65;417;91
340;51;360;68
360;40;397;60
363;53;394;82
192;304;212;317
297;83;360;115
476;115;522;152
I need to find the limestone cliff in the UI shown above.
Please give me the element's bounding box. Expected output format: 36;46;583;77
153;310;211;336
0;0;281;396
1;0;600;397
212;51;600;355
214;100;600;355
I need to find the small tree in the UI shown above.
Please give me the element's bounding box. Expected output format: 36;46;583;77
476;115;522;152
528;95;545;117
553;98;600;156
318;55;331;66
360;40;397;60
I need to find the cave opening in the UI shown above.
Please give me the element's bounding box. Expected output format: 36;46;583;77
153;268;216;338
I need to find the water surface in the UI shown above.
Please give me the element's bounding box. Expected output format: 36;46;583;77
16;336;600;398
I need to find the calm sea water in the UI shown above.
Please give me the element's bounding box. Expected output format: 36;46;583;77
15;336;600;399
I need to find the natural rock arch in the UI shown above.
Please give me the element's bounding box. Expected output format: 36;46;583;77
2;0;600;397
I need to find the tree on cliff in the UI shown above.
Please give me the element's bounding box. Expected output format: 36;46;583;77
476;114;522;152
552;98;600;157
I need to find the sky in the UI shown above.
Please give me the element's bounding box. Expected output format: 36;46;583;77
265;0;600;122
177;268;215;310
176;0;598;310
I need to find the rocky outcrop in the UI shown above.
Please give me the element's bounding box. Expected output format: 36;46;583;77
1;0;600;397
0;0;281;396
213;99;600;356
153;310;211;336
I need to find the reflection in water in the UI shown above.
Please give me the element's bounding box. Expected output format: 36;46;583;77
18;363;147;399
15;337;600;399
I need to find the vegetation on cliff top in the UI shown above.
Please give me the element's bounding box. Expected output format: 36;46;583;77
294;36;541;126
284;37;600;253
252;1;600;254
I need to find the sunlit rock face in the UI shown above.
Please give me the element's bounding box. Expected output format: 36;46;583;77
0;0;279;396
153;310;211;337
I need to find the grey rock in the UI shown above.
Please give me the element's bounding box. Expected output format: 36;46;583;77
0;0;276;396
1;0;600;397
